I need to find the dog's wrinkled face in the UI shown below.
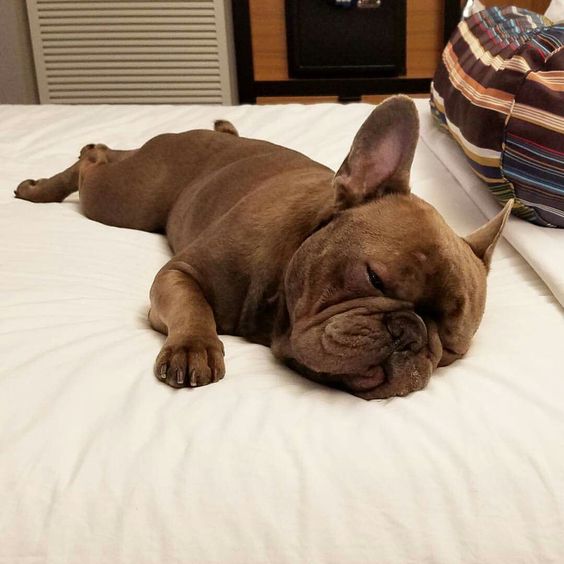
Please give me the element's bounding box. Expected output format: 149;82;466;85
273;96;512;399
282;195;500;399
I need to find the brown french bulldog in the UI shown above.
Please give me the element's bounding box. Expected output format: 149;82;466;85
15;96;512;399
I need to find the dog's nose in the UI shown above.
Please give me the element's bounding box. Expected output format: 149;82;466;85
385;311;427;353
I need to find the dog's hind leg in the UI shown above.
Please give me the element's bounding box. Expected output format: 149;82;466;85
15;159;80;203
15;143;136;204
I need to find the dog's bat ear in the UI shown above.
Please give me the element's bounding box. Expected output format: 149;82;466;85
465;199;513;270
333;95;419;210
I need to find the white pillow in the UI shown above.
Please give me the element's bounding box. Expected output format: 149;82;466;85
545;0;564;22
461;0;485;18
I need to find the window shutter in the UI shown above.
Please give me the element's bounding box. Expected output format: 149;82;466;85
26;0;237;104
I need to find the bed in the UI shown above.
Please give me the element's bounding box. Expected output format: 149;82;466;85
1;99;563;563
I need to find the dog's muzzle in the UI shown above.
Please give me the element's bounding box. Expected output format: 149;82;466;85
287;303;437;399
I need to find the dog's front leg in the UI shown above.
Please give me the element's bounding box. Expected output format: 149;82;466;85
149;265;225;389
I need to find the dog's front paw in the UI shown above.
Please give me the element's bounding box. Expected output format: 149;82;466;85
154;336;225;389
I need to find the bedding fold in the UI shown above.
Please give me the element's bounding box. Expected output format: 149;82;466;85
416;99;564;307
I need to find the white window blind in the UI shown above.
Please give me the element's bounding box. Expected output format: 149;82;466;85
26;0;237;104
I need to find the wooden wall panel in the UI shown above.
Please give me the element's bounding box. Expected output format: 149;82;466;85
257;95;338;104
267;93;427;106
406;0;443;77
481;0;550;12
249;0;288;81
363;93;430;104
256;93;429;105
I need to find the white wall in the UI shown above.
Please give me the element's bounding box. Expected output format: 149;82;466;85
0;0;39;103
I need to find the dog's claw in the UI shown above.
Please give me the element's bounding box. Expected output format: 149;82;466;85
190;369;197;387
176;368;184;385
155;337;225;389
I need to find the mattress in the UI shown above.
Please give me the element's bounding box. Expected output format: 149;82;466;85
1;100;563;564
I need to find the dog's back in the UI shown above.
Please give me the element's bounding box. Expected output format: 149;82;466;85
80;127;331;248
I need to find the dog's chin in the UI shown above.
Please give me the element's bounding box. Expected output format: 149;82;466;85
355;351;435;399
286;349;436;400
285;358;387;397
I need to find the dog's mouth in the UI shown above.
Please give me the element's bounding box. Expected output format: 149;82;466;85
346;366;387;391
285;355;414;399
287;350;436;400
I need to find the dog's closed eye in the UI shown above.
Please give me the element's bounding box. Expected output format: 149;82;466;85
367;266;384;292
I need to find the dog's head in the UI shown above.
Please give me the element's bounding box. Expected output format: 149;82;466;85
273;96;512;399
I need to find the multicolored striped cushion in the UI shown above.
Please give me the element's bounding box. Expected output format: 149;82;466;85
430;6;564;227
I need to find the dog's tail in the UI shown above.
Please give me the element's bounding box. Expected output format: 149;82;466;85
214;119;239;137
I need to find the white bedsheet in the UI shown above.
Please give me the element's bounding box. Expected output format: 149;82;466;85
1;102;563;564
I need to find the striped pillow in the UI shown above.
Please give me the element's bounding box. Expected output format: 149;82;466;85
430;6;564;227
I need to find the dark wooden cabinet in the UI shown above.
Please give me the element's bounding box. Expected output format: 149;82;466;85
232;0;456;103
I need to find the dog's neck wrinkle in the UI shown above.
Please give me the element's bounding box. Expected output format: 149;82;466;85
232;197;336;346
234;279;281;345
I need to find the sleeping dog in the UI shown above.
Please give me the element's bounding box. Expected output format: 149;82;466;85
15;96;512;399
